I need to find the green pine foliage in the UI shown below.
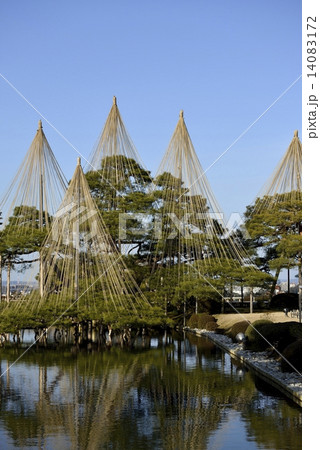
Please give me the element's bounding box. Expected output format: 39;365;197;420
244;192;302;296
0;153;302;332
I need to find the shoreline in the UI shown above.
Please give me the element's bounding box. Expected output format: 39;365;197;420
186;327;302;407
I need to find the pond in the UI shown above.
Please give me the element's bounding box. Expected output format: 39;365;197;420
0;331;301;449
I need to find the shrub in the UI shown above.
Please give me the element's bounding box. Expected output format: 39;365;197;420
245;320;302;352
187;313;217;330
259;321;302;352
245;319;274;350
270;293;299;311
228;320;251;342
281;339;302;373
275;322;302;351
205;321;218;331
187;314;199;328
197;313;216;329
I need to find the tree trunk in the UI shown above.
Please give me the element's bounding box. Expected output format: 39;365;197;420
6;261;11;303
0;255;2;301
298;257;302;323
249;287;254;314
270;266;281;298
74;163;81;304
287;267;290;293
39;258;44;298
39;172;44;298
221;295;225;314
221;285;227;313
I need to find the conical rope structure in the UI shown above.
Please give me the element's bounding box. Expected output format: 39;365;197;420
0;121;68;302
85;97;153;254
87;96;149;179
146;111;259;315
4;158;155;327
152;111;252;267
252;130;302;213
0;120;67;227
245;131;302;316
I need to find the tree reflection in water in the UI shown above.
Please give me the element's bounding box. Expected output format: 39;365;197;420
0;332;302;449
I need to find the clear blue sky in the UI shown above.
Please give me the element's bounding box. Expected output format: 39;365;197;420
0;0;302;220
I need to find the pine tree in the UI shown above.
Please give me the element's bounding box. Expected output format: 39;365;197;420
244;191;302;297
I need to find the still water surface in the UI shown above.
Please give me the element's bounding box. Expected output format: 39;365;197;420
0;331;301;449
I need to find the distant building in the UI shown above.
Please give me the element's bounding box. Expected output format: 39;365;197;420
276;282;299;294
1;281;37;295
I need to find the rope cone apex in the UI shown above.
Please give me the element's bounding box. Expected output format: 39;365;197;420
86;96;149;186
253;130;302;213
0;120;67;227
